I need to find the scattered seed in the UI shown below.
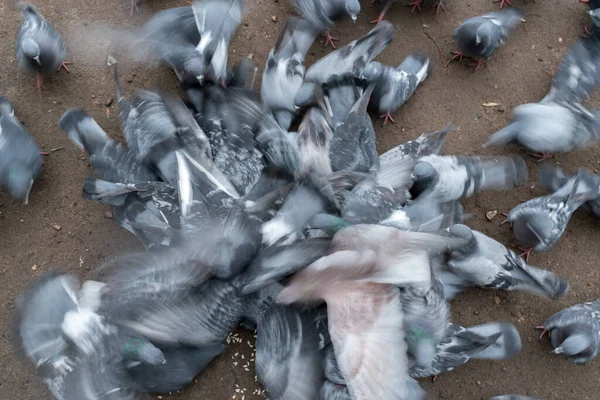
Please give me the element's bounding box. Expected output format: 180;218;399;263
53;225;62;231
271;15;277;22
31;265;37;271
486;210;498;221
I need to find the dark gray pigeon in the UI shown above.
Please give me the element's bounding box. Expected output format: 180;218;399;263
291;0;360;48
262;16;318;130
484;101;600;161
505;168;600;259
452;8;523;71
409;322;522;379
411;154;528;202
329;84;379;173
0;97;42;204
537;299;600;364
255;305;323;400
379;123;454;164
16;3;69;90
304;20;394;84
443;224;569;300
361;52;432;125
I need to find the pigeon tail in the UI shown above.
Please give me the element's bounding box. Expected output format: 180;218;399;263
59;109;110;156
483;123;519;147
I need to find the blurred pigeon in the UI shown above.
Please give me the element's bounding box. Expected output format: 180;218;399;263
127;344;225;393
297;102;334;178
323;344;345;384
443;224;569;300
409;322;522;378
452;9;523;71
505;168;600;259
304;21;394;84
16;3;70;90
537;299;600;364
262;16;318;130
319;381;352;400
539;163;600;216
0;97;42;203
542;32;600;104
329;84;379;173
379;123;454;164
491;396;541;400
361;52;432;125
255;305;323;400
379;196;464;232
291;0;360;48
411;154;528;202
484;101;600;161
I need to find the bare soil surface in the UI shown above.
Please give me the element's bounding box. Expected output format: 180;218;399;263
1;0;599;399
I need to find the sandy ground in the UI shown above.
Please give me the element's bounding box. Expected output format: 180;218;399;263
1;0;600;399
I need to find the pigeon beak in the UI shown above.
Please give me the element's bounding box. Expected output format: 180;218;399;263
196;75;205;85
351;14;357;23
23;179;33;205
551;347;563;355
33;55;41;66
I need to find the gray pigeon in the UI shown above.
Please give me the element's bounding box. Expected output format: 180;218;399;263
255;305;323;400
484;101;600;161
262;17;318;130
16;3;69;90
304;20;394;84
505;168;600;259
452;8;523;71
543;32;600;104
409;322;522;378
0;97;42;204
411;154;528;202
379;123;453;165
291;0;360;48
379;196;464;233
296;103;334;178
539;162;600;216
538;299;600;364
443;224;569;300
361;52;432;126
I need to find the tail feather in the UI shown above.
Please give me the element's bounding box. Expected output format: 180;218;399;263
468;322;522;360
483;123;519;148
59;109;111;156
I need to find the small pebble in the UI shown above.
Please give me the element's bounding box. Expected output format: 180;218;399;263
31;265;37;271
271;15;277;22
104;211;114;219
105;98;113;107
53;225;62;231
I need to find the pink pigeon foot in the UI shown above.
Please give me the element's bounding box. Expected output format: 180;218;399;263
581;0;590;3
407;0;423;12
35;72;43;91
370;13;386;24
494;0;512;7
451;51;464;62
434;0;446;13
379;112;395;126
499;212;510;226
530;152;552;162
58;61;71;73
535;325;549;340
582;24;592;37
517;247;534;262
469;58;486;72
323;32;339;48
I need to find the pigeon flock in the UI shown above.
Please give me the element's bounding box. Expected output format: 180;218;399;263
3;0;600;399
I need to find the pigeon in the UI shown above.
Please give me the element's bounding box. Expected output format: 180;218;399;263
542;32;600;104
304;21;394;85
16;3;70;90
296;103;334;178
255;305;323;400
411;154;528;202
278;225;466;400
379;123;454;165
484;101;600;161
329;84;379;173
443;224;569;300
319;381;352;400
490;396;541;400
537;299;600;364
291;0;361;48
361;52;432;125
409;322;522;378
505;168;600;259
452;9;523;71
539;163;600;216
262;16;318;130
0;97;42;204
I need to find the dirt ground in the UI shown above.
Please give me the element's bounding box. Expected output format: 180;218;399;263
1;0;599;399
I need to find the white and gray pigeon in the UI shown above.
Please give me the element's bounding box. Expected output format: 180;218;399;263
261;16;318;130
290;0;360;48
539;162;600;216
304;20;394;85
409;322;522;379
379;123;453;164
452;8;523;71
485;101;600;161
0;97;42;204
442;224;569;300
411;154;528;202
537;299;600;364
361;51;432;126
505;168;600;259
16;3;69;90
255;305;323;400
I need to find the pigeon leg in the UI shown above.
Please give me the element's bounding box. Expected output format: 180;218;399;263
432;374;438;382
493;0;512;7
517;247;533;261
535;325;549;340
323;32;339;48
407;0;423;12
130;0;139;16
499;212;510;226
35;72;43;91
450;51;464;63
379;112;395;126
469;58;486;72
530;152;552;162
370;0;393;23
582;24;592;37
434;0;446;13
57;62;72;73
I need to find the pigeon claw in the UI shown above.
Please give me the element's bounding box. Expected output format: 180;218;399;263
379;112;395;126
434;0;446;13
58;61;72;73
324;32;339;48
370;14;385;24
530;152;552;162
469;58;486;72
494;0;512;8
499;212;510;226
535;325;549;340
407;0;423;12
517;247;533;262
582;24;592;38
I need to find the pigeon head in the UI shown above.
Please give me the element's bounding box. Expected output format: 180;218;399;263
121;335;165;365
185;56;206;85
448;224;477;258
345;0;360;22
512;212;552;249
590;10;600;28
295;82;320;108
0;96;14;115
405;325;436;367
5;163;35;204
21;38;41;65
553;333;592;357
361;61;383;81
